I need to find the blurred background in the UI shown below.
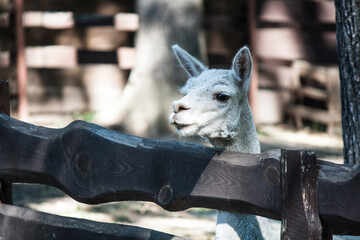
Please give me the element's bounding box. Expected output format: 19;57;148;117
0;0;343;239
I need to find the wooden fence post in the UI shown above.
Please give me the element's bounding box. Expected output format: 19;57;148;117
281;150;331;240
0;80;13;204
247;0;258;123
14;0;28;120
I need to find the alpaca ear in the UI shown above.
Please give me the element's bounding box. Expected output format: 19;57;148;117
172;45;206;77
231;46;253;92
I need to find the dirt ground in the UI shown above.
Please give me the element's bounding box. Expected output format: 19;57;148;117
12;124;345;239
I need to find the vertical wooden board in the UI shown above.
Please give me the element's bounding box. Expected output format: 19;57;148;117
0;80;12;204
0;80;10;115
281;150;323;239
23;11;74;29
15;0;29;120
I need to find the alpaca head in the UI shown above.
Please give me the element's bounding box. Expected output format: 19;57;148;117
169;45;253;141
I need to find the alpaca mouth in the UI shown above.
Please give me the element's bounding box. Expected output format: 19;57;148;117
173;122;194;131
174;123;191;130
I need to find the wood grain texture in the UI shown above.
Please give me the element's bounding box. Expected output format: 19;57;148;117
318;160;360;235
0;113;360;235
0;204;185;240
0;112;281;218
281;150;323;240
335;0;360;164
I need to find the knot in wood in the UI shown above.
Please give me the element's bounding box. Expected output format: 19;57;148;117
265;165;280;186
157;185;173;206
75;152;91;173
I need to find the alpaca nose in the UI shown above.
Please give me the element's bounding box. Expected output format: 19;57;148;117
172;99;191;113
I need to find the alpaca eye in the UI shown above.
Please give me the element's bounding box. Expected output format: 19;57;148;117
215;93;230;102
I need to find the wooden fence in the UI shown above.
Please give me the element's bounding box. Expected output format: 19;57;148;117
0;2;138;121
255;0;339;125
0;80;360;239
0;11;138;69
0;0;340;127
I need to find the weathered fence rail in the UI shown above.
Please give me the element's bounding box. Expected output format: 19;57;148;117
0;204;184;240
0;111;360;239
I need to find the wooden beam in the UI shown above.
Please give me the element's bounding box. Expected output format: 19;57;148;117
281;150;324;239
257;28;337;63
14;0;28;121
0;204;185;240
297;86;328;102
259;0;336;25
114;13;139;31
286;105;341;125
0;112;283;220
25;46;77;68
0;47;135;69
0;81;12;205
0;113;359;235
1;12;139;31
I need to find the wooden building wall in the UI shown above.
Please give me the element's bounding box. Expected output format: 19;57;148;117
255;0;337;124
1;0;339;127
204;0;338;126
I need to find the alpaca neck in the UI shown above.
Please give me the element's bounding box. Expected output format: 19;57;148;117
209;98;260;154
210;98;266;240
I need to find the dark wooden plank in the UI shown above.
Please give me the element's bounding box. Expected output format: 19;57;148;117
281;150;324;239
0;80;12;204
203;15;246;32
317;160;360;236
78;50;118;64
0;204;186;240
0;80;10;115
0;113;360;235
0;112;282;219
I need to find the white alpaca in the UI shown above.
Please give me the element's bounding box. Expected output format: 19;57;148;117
169;45;279;240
